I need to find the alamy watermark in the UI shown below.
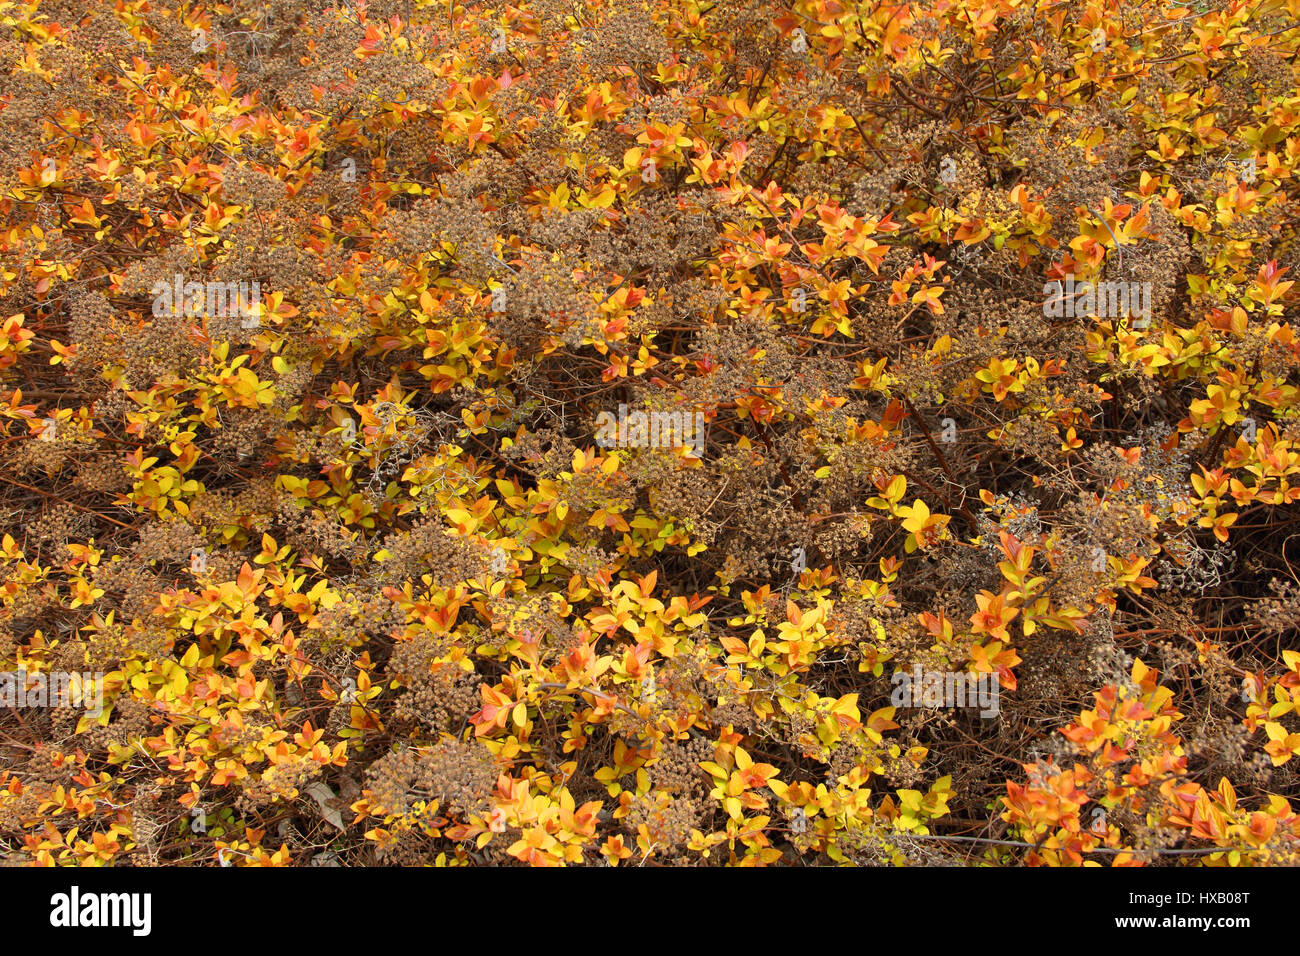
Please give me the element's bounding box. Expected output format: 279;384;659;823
1;669;104;717
151;273;262;329
1043;275;1151;326
891;665;1000;718
595;404;706;456
50;887;150;936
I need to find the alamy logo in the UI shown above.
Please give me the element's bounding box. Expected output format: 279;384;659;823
594;404;706;456
891;665;1000;718
151;273;262;328
1;669;103;717
49;887;151;936
1043;275;1151;324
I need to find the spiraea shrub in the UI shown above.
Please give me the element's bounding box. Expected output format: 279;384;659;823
2;0;1300;866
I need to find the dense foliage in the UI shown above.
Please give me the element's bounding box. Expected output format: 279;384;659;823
2;0;1300;866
